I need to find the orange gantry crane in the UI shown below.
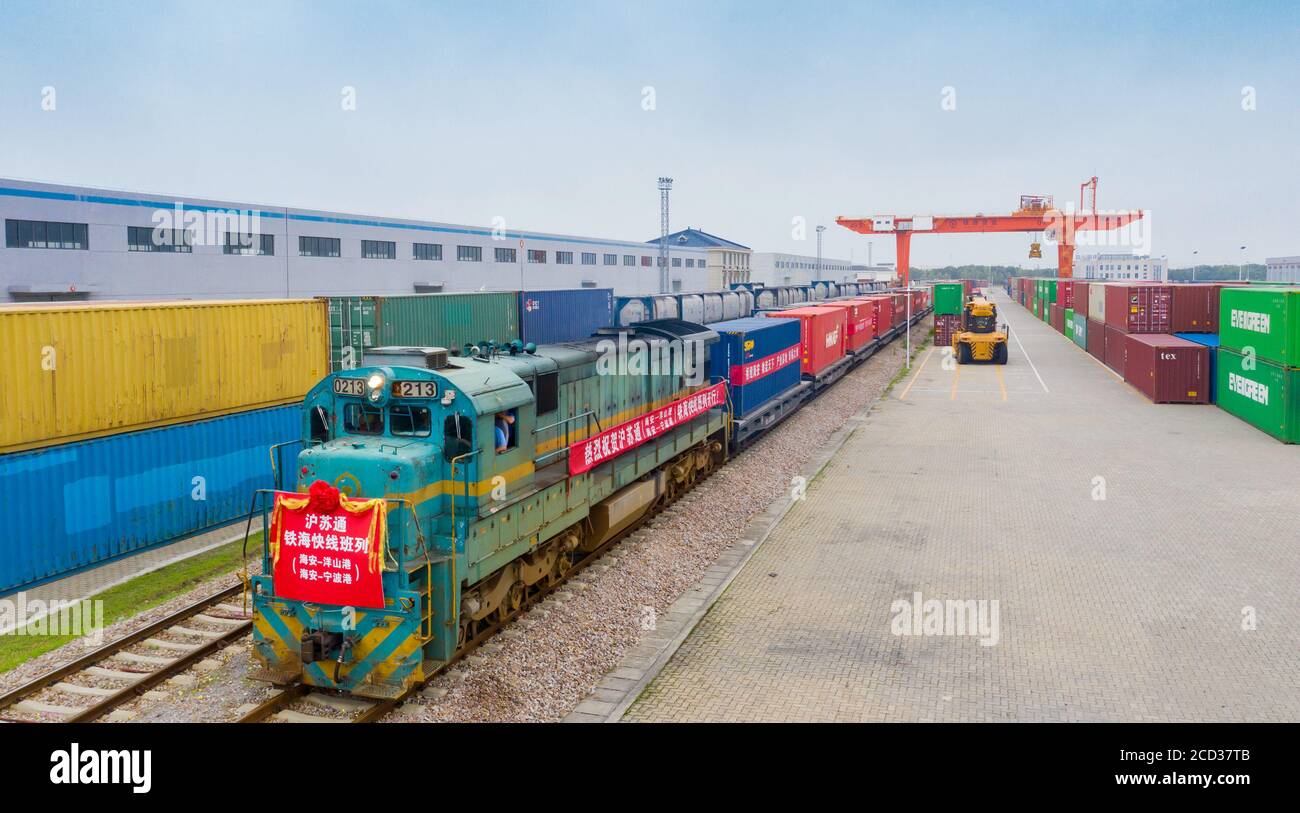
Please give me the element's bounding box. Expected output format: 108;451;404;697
836;178;1142;286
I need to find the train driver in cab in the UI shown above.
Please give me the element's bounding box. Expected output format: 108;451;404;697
495;410;516;453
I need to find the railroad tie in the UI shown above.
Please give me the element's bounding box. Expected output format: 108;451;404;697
192;613;248;627
113;651;177;668
171;625;226;639
272;709;338;723
84;666;148;681
140;638;202;654
53;681;117;698
14;699;82;717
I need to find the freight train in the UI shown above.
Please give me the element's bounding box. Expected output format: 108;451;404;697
247;291;930;698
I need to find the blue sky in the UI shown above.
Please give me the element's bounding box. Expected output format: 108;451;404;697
0;0;1295;267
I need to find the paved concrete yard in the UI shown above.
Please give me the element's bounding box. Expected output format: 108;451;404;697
625;290;1299;722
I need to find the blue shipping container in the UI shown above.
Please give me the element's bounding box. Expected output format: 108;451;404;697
1174;332;1220;403
0;405;300;594
518;289;614;345
708;317;803;417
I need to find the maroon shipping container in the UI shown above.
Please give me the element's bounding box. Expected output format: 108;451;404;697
1104;323;1127;376
1104;283;1173;333
935;314;961;347
1086;317;1105;360
1057;280;1075;309
1122;334;1210;404
1074;281;1090;318
1050;303;1065;333
843;298;881;340
1170;283;1229;333
892;292;907;327
764;305;847;376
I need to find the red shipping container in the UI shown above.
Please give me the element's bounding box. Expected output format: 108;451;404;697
1104;284;1173;333
1074;281;1091;318
1057;280;1075;309
935;314;961;347
1050;303;1065;333
844;298;882;339
1122;334;1210;404
1169;283;1230;333
764;306;847;376
892;292;907;327
864;295;893;331
818;301;873;352
1103;323;1127;376
1086;317;1105;360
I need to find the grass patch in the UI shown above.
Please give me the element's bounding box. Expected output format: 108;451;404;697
884;326;935;395
0;533;261;675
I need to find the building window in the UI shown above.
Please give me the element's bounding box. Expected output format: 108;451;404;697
494;247;516;263
299;236;341;257
528;249;547;264
6;219;89;250
457;245;482;262
685;259;695;268
362;239;396;259
129;226;192;253
672;257;681;267
414;242;442;261
672;279;683;292
623;255;635;266
223;232;274;255
581;252;596;265
556;251;573;264
603;253;617;265
641;256;652;267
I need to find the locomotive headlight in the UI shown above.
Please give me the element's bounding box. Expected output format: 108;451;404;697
366;373;386;390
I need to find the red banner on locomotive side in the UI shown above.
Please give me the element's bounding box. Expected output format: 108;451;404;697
270;481;387;609
729;345;800;386
568;382;726;475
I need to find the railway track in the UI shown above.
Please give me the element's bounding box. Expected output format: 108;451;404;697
0;584;251;723
237;458;717;723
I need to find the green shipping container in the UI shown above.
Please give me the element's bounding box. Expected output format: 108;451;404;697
1218;287;1300;367
934;283;964;316
326;292;519;371
1072;312;1087;349
1216;347;1300;443
1064;308;1075;341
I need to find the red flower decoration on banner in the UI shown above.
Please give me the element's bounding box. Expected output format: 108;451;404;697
307;479;342;513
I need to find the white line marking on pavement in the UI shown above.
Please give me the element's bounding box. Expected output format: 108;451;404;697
1011;326;1049;394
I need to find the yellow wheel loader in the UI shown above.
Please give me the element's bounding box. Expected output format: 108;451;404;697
952;295;1009;364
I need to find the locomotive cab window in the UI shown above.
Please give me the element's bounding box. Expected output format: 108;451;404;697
390;405;432;437
443;414;473;461
343;403;384;435
309;405;331;443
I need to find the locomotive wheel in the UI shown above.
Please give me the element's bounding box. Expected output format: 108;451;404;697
498;582;524;621
549;554;573;586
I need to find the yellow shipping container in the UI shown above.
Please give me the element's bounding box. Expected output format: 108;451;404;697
0;299;328;453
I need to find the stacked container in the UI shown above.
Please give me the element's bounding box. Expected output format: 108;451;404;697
1121;335;1210;404
1215;287;1300;442
934;283;964;316
708;317;803;418
1170;283;1228;333
1071;311;1088;350
1104;284;1173;334
518;288;614;345
330;292;519;370
0;299;327;591
764;306;847;377
1173;333;1220;403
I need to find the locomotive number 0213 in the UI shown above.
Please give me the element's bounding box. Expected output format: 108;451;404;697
392;381;437;398
332;378;366;396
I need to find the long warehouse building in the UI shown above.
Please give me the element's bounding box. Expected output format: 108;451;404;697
0;178;716;301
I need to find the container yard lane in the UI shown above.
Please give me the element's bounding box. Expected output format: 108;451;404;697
621;289;1299;722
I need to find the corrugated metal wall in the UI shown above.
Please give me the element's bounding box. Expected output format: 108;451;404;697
0;405;301;593
518;289;614;345
0;300;328;453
